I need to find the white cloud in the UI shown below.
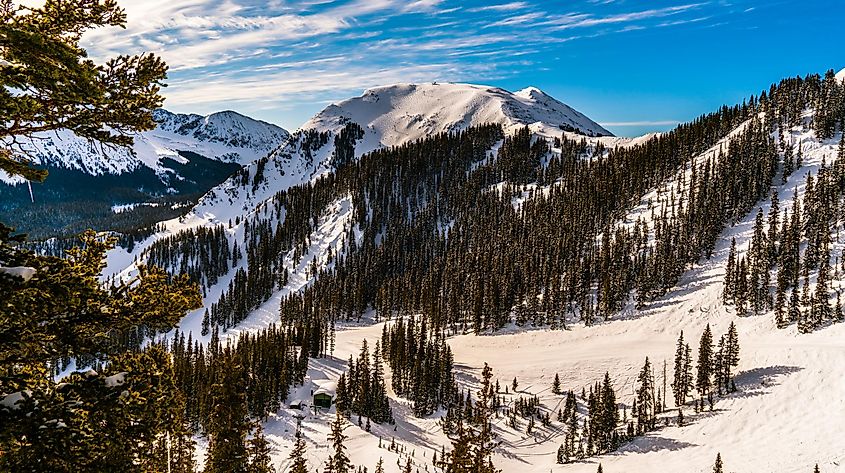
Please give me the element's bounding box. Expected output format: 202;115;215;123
548;3;707;30
468;2;529;12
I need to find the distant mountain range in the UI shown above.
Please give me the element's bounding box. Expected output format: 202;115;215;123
0;109;288;238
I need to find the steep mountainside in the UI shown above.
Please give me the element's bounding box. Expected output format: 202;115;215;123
187;82;612;225
0;110;288;238
101;72;845;473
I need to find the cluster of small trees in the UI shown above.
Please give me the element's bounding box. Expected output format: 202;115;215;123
671;323;740;408
336;339;394;425
556;373;622;463
381;317;457;417
725;136;845;333
146;224;234;292
436;363;500;473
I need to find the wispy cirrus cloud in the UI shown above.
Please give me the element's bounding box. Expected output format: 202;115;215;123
467;2;530;13
60;0;742;129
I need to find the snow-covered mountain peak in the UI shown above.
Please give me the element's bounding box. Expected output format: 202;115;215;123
514;85;549;100
301;82;612;154
150;109;288;157
0;109;288;185
185;81;613;225
836;67;845;82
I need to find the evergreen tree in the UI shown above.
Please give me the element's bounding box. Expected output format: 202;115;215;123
696;325;714;397
248;423;275;473
723;322;740;391
205;358;252;473
713;452;724;473
635;357;655;432
671;331;690;406
0;5;196;467
724;239;737;303
325;410;353;473
289;427;309;473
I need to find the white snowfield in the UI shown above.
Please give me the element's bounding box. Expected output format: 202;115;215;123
0;109;288;185
102;80;845;472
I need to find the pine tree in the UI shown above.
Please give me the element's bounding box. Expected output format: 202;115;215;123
724;239;737;303
636;357;655;432
672;331;689;406
552;373;562;395
723;322;740;391
471;363;500;473
289;427;309;473
696;325;714;397
713;452;724;473
248;423;275;473
0;6;194;458
205;358;252;473
374;458;385;473
325;410;353;473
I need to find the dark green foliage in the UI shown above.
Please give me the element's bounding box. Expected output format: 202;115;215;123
442;363;499;473
204;356;251;473
247;423;275;473
289;426;309;473
696;325;714;397
169;324;305;429
325;410;353;473
635;357;655;433
383;317;455;417
342;339;393;423
0;0;167;183
671;331;692;406
713;452;724;473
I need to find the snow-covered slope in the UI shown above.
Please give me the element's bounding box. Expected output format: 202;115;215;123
0;109;288;185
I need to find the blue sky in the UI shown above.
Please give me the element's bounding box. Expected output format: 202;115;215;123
79;0;844;136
